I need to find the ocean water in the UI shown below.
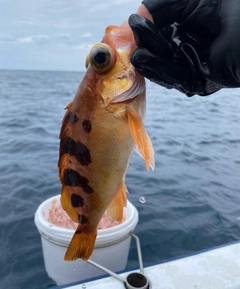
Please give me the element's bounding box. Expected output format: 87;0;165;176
0;69;240;289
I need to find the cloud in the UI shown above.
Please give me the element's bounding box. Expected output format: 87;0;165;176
17;35;50;45
75;43;93;50
19;20;34;26
54;33;70;41
18;37;33;44
114;0;133;4
33;35;50;44
0;34;14;43
53;33;80;45
81;32;92;39
12;33;91;47
88;3;113;12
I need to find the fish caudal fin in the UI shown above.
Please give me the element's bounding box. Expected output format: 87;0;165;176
128;110;155;171
107;183;127;222
64;228;97;261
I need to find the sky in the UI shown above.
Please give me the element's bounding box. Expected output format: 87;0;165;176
0;0;140;71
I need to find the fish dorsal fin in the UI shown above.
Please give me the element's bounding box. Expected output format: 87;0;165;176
127;109;155;171
107;183;127;222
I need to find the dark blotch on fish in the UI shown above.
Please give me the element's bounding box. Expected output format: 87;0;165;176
82;120;92;133
78;214;89;224
61;137;74;157
76;141;91;166
61;111;77;133
69;112;79;124
61;137;91;166
71;193;84;207
63;168;94;194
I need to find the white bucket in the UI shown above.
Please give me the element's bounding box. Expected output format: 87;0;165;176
34;194;139;285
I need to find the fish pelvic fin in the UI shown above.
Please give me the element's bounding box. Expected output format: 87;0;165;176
127;109;155;171
64;228;97;261
107;183;127;222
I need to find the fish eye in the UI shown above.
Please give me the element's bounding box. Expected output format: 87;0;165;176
89;43;115;73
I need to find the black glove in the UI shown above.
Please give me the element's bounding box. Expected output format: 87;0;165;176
129;0;240;96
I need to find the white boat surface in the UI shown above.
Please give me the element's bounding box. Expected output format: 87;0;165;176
52;240;240;289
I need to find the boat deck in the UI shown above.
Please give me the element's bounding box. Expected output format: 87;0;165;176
54;241;240;289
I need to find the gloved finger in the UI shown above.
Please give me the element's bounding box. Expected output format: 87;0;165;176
131;48;222;96
129;14;173;57
131;47;191;88
142;0;187;28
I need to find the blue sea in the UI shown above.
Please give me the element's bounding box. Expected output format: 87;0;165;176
0;69;240;289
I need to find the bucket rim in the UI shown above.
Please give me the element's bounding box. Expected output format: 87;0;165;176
34;194;139;246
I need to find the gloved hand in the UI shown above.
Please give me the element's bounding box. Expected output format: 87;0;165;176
129;0;240;96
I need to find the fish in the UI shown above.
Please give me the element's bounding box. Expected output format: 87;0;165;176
58;20;155;261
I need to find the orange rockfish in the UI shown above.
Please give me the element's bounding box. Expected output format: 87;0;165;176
58;21;154;261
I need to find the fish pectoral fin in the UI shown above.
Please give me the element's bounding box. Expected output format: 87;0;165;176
107;183;128;222
60;186;79;223
64;227;97;261
127;109;155;171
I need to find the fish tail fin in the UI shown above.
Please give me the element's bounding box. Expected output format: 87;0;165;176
64;228;97;261
107;183;127;222
127;110;155;171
